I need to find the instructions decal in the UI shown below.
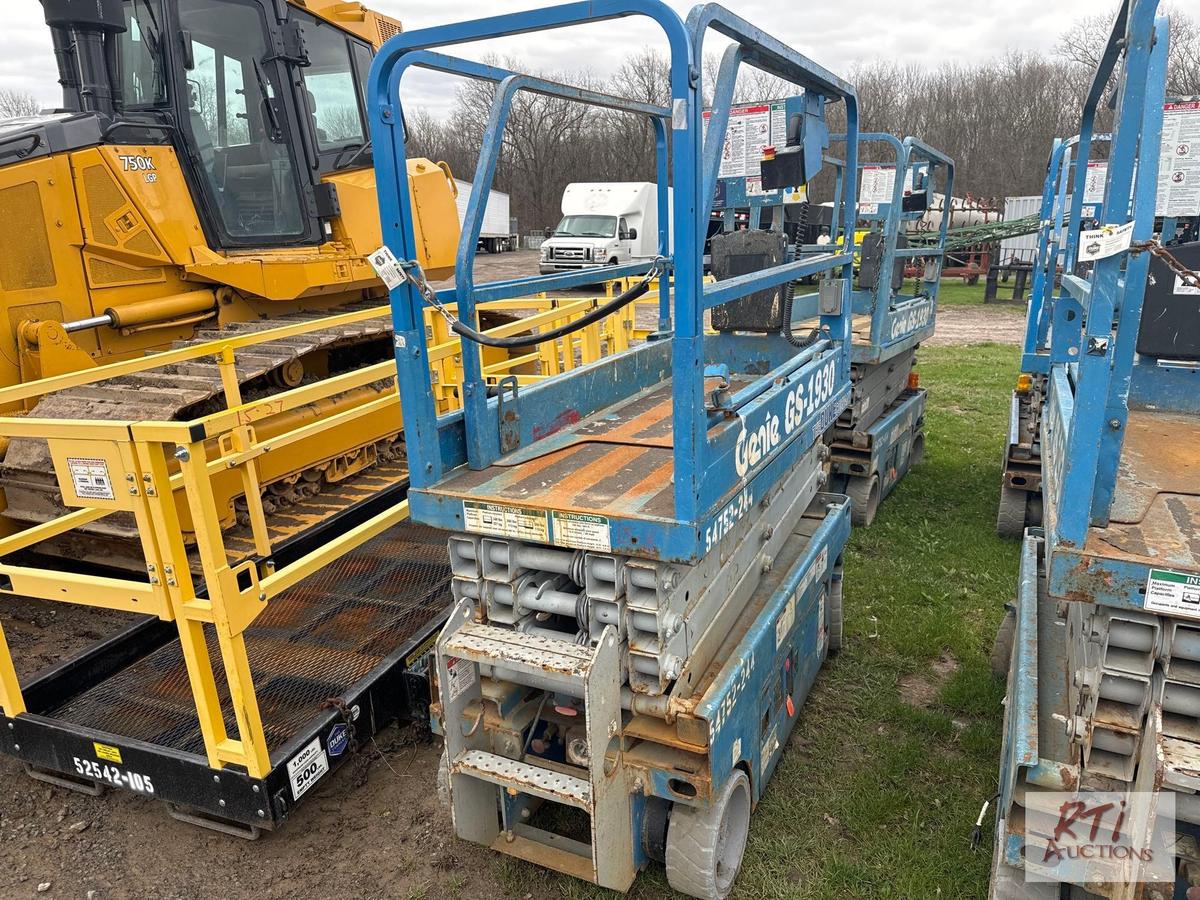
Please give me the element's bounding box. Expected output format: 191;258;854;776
549;511;612;552
858;165;916;212
702;101;788;180
68;457;115;501
288;737;330;801
462;501;611;552
1083;161;1109;206
1145;568;1200;619
775;594;796;650
1157;99;1200;218
760;723;779;779
367;245;407;290
1078;221;1135;262
445;656;478;703
463;500;550;543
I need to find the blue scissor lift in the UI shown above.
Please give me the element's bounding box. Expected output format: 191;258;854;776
369;3;859;897
990;1;1200;894
995;132;1110;539
709;132;952;527
824;135;953;526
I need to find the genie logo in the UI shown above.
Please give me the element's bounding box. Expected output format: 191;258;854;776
888;298;934;341
734;358;838;479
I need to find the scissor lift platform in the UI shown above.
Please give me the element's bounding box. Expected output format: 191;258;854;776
1084;410;1200;571
429;375;752;524
0;516;453;837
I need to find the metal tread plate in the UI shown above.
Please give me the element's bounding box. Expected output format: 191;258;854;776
453;748;592;809
445;622;593;679
41;522;452;762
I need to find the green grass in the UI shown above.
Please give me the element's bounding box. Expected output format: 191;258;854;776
495;343;1023;900
937;278;1025;309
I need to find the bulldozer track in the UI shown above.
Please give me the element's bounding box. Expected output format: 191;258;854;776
2;302;404;571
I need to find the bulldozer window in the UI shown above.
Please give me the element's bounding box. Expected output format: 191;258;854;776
117;1;167;107
178;0;306;244
294;10;372;166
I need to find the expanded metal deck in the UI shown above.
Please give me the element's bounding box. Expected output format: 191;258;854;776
45;523;452;762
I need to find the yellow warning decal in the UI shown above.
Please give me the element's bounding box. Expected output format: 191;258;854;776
93;742;123;764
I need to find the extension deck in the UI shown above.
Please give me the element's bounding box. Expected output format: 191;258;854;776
0;493;453;837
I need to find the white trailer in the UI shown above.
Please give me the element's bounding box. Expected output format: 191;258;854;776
454;178;515;253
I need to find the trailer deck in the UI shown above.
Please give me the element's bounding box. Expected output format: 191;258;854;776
1;509;453;836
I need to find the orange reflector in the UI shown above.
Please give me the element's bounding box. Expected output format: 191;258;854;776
786;696;795;717
554;705;578;717
1016;374;1033;393
907;371;920;390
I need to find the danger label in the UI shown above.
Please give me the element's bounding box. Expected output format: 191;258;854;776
68;457;115;501
1145;568;1200;619
445;656;477;703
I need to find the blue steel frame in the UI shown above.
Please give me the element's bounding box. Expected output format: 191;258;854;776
1020;134;1112;375
368;2;860;560
1040;0;1189;607
837;133;955;365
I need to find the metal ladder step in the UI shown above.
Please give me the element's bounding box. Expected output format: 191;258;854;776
443;621;593;685
453;749;592;810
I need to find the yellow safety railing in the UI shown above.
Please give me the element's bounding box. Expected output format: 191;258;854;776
0;289;651;777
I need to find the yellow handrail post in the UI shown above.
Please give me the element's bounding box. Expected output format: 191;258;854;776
0;622;26;717
175;437;272;778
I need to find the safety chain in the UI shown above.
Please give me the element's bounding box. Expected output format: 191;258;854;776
320;697;360;756
1131;239;1200;290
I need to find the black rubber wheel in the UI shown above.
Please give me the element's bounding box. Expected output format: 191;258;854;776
910;431;926;468
996;485;1026;538
990;604;1017;677
827;575;844;654
847;473;881;527
1026;492;1043;528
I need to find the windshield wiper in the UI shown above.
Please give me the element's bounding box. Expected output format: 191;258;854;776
332;140;372;171
251;58;282;141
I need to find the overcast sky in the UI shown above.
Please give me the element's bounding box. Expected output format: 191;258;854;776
5;0;1105;110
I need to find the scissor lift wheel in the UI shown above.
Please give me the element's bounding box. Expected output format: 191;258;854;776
828;574;844;653
996;485;1027;538
847;473;881;527
989;603;1017;677
666;769;752;900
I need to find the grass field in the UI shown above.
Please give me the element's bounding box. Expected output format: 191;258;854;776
496;340;1024;900
937;278;1025;308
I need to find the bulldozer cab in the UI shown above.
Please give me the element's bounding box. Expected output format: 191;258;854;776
41;0;384;251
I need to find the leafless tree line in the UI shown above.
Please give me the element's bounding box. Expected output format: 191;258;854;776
405;8;1199;233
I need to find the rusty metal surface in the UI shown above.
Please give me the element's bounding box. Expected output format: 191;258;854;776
44;523;451;761
434;376;747;521
1086;410;1200;570
797;313;873;346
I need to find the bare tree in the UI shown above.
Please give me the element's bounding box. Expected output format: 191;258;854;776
0;89;40;118
1056;6;1200;97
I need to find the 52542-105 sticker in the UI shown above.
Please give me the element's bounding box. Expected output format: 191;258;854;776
73;756;155;795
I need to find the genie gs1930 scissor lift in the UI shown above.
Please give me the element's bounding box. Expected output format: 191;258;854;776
994;131;1111;540
990;0;1200;895
367;3;860;896
709;130;953;527
705;122;950;528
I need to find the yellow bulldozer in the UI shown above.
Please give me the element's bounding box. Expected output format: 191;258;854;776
0;0;463;570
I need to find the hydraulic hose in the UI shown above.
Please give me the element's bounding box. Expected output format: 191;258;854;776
447;268;658;351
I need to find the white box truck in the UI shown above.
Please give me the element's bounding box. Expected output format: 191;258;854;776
539;182;668;274
454;178;515;253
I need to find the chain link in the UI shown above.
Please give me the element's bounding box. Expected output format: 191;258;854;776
1131;239;1200;290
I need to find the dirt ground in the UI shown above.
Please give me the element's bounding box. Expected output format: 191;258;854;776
0;253;1021;900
